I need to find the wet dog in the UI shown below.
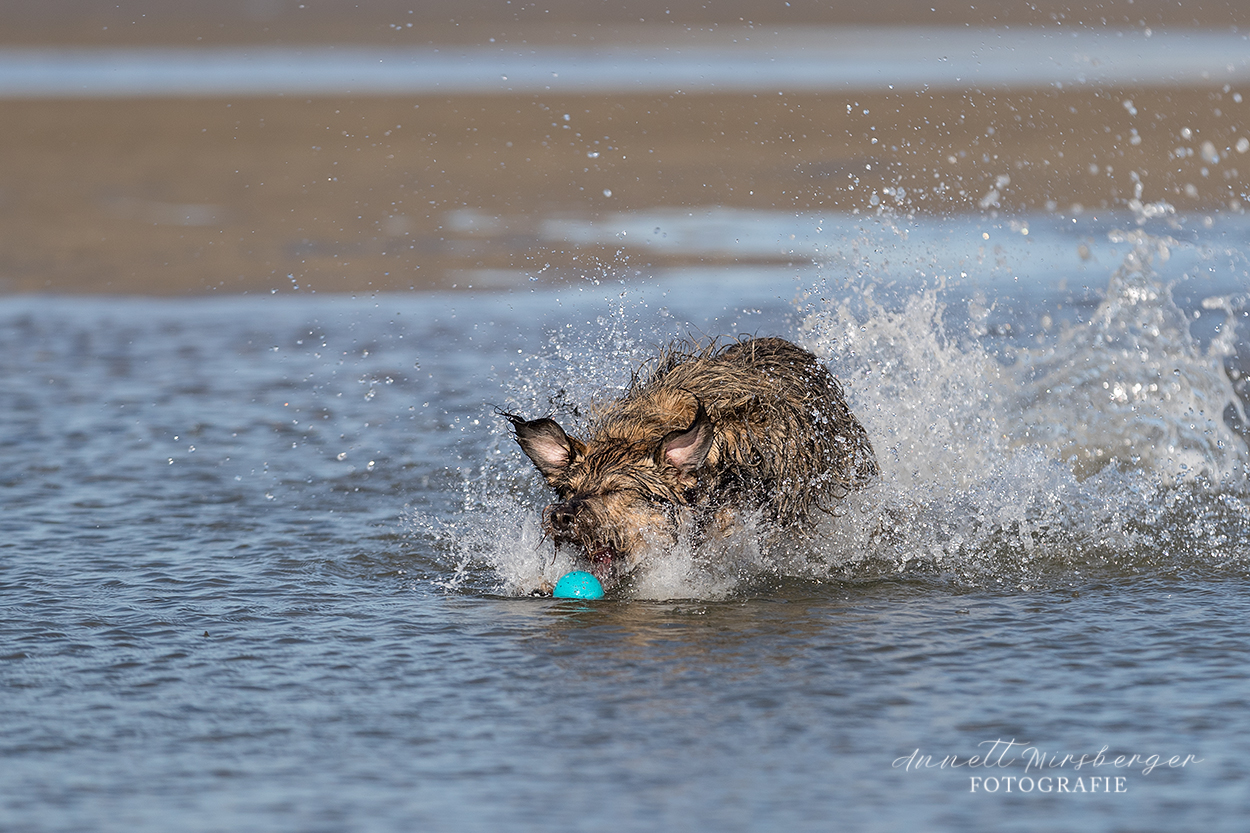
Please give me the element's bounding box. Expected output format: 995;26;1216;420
504;337;877;591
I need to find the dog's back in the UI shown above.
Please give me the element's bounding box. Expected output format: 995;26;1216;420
593;336;878;523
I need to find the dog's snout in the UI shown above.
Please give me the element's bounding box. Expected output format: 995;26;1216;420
547;498;583;533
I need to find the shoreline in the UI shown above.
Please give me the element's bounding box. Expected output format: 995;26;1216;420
2;8;1247;296
3;84;1244;295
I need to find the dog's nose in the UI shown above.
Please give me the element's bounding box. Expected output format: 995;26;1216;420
548;499;581;533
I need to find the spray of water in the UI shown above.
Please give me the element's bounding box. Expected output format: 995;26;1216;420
801;227;1249;586
430;228;1249;599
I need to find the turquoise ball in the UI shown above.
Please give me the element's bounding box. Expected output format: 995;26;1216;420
552;570;605;600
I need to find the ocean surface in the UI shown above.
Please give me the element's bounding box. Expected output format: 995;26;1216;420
3;210;1249;831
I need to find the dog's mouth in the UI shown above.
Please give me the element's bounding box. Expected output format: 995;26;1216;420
586;546;616;582
551;536;621;587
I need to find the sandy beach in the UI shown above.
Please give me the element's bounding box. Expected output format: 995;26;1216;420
1;1;1247;294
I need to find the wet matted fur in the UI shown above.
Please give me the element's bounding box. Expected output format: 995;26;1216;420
504;336;878;589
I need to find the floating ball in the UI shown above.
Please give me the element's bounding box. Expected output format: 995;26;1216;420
552;570;605;600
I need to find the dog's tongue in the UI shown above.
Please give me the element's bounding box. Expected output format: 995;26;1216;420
588;547;615;582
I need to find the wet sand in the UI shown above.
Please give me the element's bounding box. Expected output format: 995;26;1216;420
2;4;1248;294
3;87;1244;294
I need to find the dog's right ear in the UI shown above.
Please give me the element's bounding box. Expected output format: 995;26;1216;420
504;414;576;480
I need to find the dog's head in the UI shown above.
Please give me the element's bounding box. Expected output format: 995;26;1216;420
505;405;714;587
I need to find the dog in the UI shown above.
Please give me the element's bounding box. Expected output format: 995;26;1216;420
504;336;877;591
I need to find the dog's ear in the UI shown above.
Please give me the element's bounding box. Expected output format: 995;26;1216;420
657;402;714;474
505;414;577;480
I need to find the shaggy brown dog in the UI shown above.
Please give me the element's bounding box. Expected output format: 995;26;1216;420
505;337;877;590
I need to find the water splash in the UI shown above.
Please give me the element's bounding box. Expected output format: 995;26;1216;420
433;225;1249;599
802;227;1249;585
1009;229;1244;483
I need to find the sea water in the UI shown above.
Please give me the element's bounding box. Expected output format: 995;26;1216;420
3;212;1249;831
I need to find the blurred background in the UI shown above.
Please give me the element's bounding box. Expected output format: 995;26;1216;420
1;0;1247;294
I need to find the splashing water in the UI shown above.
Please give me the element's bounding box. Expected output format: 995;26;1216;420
804;227;1249;586
1012;229;1244;483
431;226;1250;599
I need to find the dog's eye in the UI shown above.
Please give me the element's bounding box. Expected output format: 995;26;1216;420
643;492;672;506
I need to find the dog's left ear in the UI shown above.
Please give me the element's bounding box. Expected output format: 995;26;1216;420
505;414;577;481
657;402;714;474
